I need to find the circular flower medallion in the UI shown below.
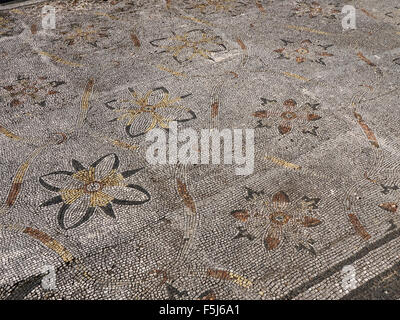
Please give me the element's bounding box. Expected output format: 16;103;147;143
296;47;309;55
51;132;68;145
143;105;156;112
281;111;297;121
22;86;39;95
252;98;322;135
269;211;291;226
84;181;103;193
231;190;323;252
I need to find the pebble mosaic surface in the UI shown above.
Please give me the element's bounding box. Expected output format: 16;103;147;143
0;0;400;300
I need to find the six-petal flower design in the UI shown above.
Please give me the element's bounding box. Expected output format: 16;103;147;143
1;76;65;107
253;98;321;135
273;39;334;65
231;191;323;253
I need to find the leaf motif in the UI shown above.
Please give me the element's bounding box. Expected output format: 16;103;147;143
236;38;246;50
211;101;219;118
264;235;280;250
256;1;266;13
130;33;140;47
357;51;376;67
319;52;334;57
379;202;398;213
307;113;321;121
272;191;290;206
253;110;268;118
354;111;379;148
302;216;322;227
207;269;230;280
231;210;250;222
278;124;292;135
10;99;22;107
31;24;37;34
177;179;196;213
348;213;371;240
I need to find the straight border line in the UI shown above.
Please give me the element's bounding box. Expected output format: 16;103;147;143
0;0;47;11
280;228;400;300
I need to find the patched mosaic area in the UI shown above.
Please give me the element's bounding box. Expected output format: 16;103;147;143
0;0;400;300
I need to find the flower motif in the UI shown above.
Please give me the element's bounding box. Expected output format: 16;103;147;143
231;191;322;253
39;153;150;230
0;15;10;35
291;1;341;19
252;98;321;135
180;0;247;16
1;76;65;107
383;7;400;26
0;13;17;37
379;202;398;213
105;86;196;137
150;29;227;63
274;39;334;65
60;24;108;47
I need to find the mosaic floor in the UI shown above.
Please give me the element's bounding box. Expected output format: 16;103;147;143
0;0;400;300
